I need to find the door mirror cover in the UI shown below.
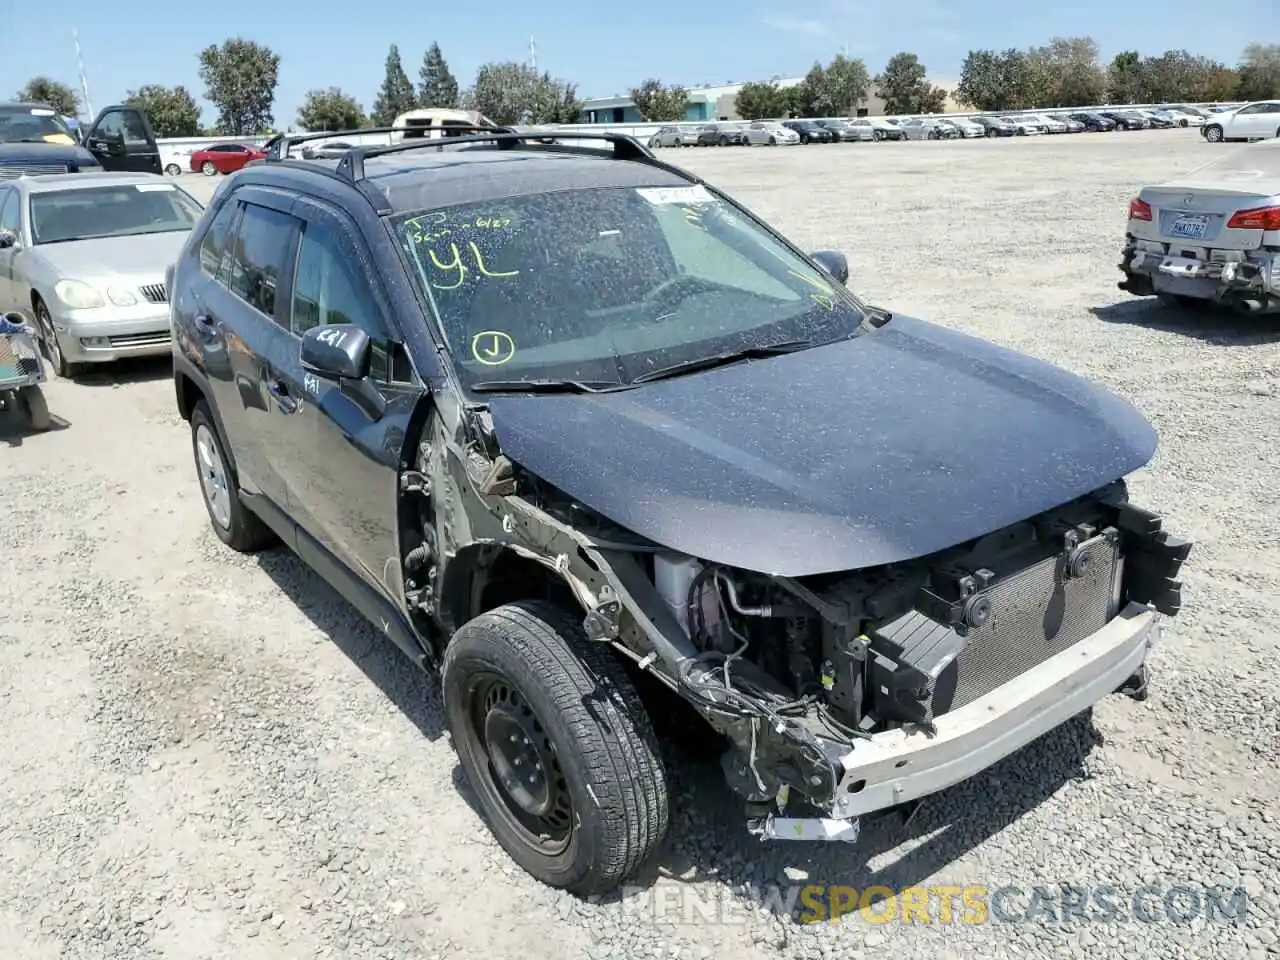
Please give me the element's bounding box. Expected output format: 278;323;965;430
810;249;849;285
300;324;370;380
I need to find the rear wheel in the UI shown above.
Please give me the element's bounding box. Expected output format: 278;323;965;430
442;601;670;896
201;160;218;176
190;400;278;552
1204;124;1223;143
164;162;182;176
768;135;776;145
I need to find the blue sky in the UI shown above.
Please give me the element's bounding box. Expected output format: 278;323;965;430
2;0;1274;127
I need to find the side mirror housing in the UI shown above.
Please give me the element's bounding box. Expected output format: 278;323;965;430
0;230;18;250
810;250;849;286
300;323;370;380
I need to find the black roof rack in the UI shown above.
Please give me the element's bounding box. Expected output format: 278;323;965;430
261;125;484;162
333;129;656;182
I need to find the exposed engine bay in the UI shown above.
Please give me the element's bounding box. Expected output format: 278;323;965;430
401;409;1191;832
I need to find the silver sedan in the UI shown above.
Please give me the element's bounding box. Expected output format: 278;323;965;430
0;171;203;377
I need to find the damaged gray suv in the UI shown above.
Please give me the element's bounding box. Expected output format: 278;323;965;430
169;128;1191;896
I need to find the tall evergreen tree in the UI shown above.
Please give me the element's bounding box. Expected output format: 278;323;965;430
418;43;460;108
371;44;418;125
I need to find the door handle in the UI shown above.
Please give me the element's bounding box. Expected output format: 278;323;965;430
266;377;300;414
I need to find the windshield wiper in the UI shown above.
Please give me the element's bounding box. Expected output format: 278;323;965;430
629;339;813;385
469;378;628;395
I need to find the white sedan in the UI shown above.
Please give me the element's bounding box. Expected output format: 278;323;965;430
1118;137;1280;314
1201;101;1280;143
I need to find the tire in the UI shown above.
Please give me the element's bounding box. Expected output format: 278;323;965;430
927;129;939;140
190;400;278;552
164;163;182;176
17;385;51;431
873;130;884;141
768;135;776;145
1179;118;1188;128
719;136;729;146
1204;124;1223;143
201;160;218;176
442;601;670;896
985;128;997;138
34;296;83;379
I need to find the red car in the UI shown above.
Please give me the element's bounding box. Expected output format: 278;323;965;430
190;142;266;176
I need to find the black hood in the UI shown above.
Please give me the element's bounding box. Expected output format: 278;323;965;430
0;142;97;168
486;315;1157;577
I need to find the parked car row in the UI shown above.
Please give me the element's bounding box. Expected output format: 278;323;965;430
647;104;1232;148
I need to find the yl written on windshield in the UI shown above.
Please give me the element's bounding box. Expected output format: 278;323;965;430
391;182;866;387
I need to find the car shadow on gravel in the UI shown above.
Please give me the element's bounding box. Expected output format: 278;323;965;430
253;548;448;743
1091;300;1280;345
0;405;70;445
70;355;173;386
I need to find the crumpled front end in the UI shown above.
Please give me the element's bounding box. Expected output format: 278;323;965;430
1119;235;1280;314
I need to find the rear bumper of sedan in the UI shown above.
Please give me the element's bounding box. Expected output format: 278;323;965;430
1118;236;1280;313
49;301;172;363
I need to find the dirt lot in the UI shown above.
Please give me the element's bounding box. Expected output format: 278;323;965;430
2;130;1277;960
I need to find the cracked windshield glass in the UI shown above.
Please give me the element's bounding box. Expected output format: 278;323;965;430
392;182;867;388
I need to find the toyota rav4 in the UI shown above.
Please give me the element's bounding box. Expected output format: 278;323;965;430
168;127;1191;897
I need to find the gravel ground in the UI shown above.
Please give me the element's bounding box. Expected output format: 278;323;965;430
2;129;1277;960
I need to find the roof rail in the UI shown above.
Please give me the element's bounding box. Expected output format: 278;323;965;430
261;125;507;162
333;130;655;182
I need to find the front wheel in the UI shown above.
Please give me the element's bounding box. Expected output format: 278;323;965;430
442;601;670;896
768;135;776;145
34;297;83;379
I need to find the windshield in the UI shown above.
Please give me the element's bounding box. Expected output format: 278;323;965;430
0;105;74;144
31;183;203;244
392;183;868;390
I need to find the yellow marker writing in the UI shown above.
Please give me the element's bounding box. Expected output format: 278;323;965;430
470;331;516;366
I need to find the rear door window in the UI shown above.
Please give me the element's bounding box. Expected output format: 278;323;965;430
224;202;299;322
199;199;241;280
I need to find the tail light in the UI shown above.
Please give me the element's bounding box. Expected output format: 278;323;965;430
1226;206;1280;231
1128;198;1153;221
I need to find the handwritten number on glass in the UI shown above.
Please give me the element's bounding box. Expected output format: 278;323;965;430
405;213;519;290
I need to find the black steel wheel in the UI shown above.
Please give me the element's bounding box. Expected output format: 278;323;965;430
443;601;670;896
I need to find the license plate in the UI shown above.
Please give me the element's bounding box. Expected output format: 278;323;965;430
1169;214;1208;240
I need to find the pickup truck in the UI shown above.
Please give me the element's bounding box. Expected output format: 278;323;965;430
0;102;162;178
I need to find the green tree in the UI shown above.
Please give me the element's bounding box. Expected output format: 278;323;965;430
122;85;201;137
956;50;1004;111
874;52;943;114
297;87;365;131
734;81;787;119
1136;50;1218;103
14;76;79;116
1106;51;1143;104
822;55;871;115
1200;65;1241;102
1238;43;1280;100
418;42;459;108
466;62;581;124
1026;37;1106;107
629;79;689;121
371;44;418;125
198;38;280;135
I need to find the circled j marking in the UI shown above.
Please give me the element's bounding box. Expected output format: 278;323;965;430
471;330;516;366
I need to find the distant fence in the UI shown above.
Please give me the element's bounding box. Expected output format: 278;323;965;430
154;101;1245;154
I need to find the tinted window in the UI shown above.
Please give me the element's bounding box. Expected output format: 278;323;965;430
199;199;240;278
94;110;147;144
225;203;298;320
30;183;203;244
290;222;386;338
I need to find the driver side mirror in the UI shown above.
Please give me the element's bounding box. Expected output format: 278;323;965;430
810;250;849;285
0;230;18;251
301;324;370;380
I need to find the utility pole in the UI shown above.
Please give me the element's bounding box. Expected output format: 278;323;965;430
529;36;537;72
72;28;93;119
